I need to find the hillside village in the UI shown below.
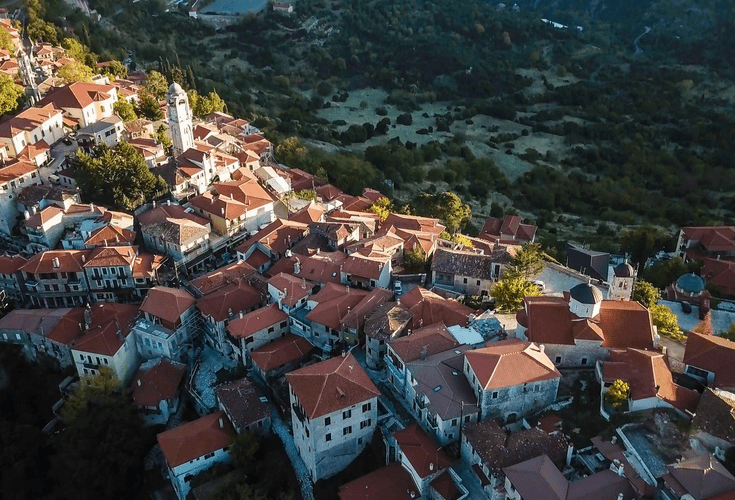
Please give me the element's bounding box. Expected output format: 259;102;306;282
3;13;735;500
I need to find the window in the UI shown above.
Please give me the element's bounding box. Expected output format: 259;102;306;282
463;278;468;284
465;415;471;423
267;326;274;333
358;437;363;445
324;417;331;425
325;433;331;442
280;321;287;328
343;426;352;436
360;419;371;429
305;427;309;438
476;280;481;286
343;409;351;419
555;356;562;364
492;391;498;399
581;357;588;365
362;402;371;412
452;419;457;426
204;452;214;459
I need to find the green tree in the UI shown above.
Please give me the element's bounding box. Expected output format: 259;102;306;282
439;231;473;248
137;92;163;120
61;38;87;62
72;141;169;210
367;196;391;222
722;322;735;342
0;29;14;52
631;280;660;309
605;379;629;410
51;368;146;499
144;70;168;100
293;189;317;201
620;227;673;269
490;275;539;312
113;98;137;122
58;61;94;83
650;304;682;339
100;60;128;79
61;366;120;422
195;90;225;117
403;248;427;273
419;192;471;233
0;73;24;116
505;243;545;280
276;137;309;167
641;257;688;289
154;124;172;152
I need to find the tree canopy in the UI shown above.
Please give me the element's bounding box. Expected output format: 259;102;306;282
367;196;391;222
631;280;660;309
58;61;94;83
490;275;539;313
605;379;629;410
505;243;545;281
99;60;128;79
650;304;683;339
136;92;163;120
0;28;14;52
414;191;471;233
0;73;24;116
113;98;137;122
72;141;169;211
144;70;168;100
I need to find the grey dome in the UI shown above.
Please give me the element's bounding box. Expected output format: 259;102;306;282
168;82;184;95
570;283;603;305
676;273;704;294
614;262;635;278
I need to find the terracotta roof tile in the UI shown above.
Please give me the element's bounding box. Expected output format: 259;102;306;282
286;353;379;419
71;303;139;356
466;339;560;390
394;422;452;478
364;302;413;341
227;303;287;338
196;280;262;322
139;287;195;325
215;378;270;431
190;260;256;296
399;287;475;330
0;253;27;274
602;348;700;413
683;332;735;389
132;358;186;407
267;272;312;307
20;249;90;274
338;462;418;500
388;322;459;363
250;334;313;373
234;218;308;255
157;411;235;468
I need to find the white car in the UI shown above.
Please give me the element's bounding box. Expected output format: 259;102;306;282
393;280;403;294
532;280;545;292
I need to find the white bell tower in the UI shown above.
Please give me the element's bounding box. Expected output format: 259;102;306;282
167;82;193;157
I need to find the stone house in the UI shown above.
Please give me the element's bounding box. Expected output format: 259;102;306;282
250;333;313;380
132;358;187;426
464;339;561;423
364;302;412;370
287;353;380;482
216;377;271;436
683;332;735;393
226;303;290;364
430;246;513;297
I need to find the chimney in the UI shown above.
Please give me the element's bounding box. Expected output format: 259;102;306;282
137;379;141;386
420;346;427;361
239;311;243;319
81;254;86;263
294;257;301;275
23;210;29;220
152;200;156;208
52;257;59;268
89;203;94;212
301;277;306;289
539;344;545;353
219;417;224;428
166;199;171;206
429;463;434;471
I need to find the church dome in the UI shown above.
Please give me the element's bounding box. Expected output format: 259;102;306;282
570;283;603;305
614;262;635;278
676;273;704;294
168;82;184;95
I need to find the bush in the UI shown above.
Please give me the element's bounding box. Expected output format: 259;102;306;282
396;113;413;125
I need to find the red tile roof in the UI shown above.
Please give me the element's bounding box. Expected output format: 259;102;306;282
227;303;287;338
338;462;418;500
682;226;735;253
289;201;324;225
684;332;735;389
0;253;27;274
394;422;452;478
37;81;116;110
601;348;700;413
399;287;475;330
190;260;256;295
518;296;655;350
286;353;379;419
139;287;195;324
342;253;389;280
430;470;460;500
71;303;139;356
234;218;308;255
157;410;235;468
480;215;537;244
465;339;561;390
132;358;186;407
267;272;311;307
388;323;460;363
306;285;369;331
702;258;735;296
84;224;136;247
189;192;249;221
293;251;347;284
250;334;313;373
20;249;90;274
215;378;270;431
196;280;262;322
245;248;270;269
0;159;37;184
380;213;444;235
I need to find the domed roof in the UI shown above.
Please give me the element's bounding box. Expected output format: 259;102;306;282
570;283;603;305
168;82;184;95
676;273;704;294
614;262;635;278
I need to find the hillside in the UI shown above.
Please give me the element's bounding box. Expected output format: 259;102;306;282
25;0;735;255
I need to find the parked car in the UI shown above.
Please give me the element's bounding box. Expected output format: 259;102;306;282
681;302;692;314
393;280;402;294
533;280;545;292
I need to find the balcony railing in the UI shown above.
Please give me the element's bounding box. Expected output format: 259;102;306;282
292;403;306;423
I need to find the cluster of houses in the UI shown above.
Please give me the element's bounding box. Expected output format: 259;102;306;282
2;34;735;499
